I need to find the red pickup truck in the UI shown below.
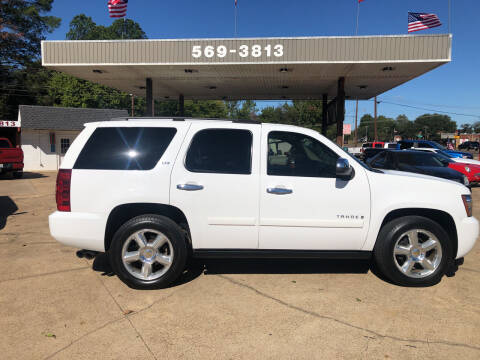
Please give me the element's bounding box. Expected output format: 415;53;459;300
0;137;24;178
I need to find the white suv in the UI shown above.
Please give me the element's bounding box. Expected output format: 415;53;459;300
49;118;478;289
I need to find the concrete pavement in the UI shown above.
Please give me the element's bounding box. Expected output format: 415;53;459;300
0;171;479;359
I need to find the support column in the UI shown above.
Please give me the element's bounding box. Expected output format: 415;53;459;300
179;94;185;117
321;94;328;136
336;77;345;146
146;78;153;116
374;96;378;141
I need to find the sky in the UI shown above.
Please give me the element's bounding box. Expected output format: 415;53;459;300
45;0;480;126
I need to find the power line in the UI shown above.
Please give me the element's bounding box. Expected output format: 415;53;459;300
376;99;480;119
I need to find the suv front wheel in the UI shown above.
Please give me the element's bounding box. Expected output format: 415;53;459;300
109;215;188;289
374;216;453;287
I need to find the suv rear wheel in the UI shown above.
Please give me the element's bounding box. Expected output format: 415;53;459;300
109;214;188;289
374;216;453;286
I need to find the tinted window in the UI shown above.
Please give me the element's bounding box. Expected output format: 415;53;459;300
74;127;177;170
374;143;383;148
399;141;411;150
0;139;10;148
396;152;444;167
268;131;339;177
185;129;252;174
418;142;432;148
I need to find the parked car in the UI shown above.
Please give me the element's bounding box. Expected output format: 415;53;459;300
0;137;24;178
366;150;470;186
363;147;387;161
428;151;480;185
459;141;480;151
398;139;473;159
361;141;385;152
384;142;399;149
49;118;477;289
414;148;480;166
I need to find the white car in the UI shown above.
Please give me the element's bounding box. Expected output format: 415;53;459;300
413;148;480;165
49;118;478;289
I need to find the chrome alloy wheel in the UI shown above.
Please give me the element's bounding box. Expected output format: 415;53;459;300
393;229;442;278
121;229;174;281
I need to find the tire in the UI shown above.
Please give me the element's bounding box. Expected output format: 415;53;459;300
373;216;453;287
12;171;23;179
109;214;188;289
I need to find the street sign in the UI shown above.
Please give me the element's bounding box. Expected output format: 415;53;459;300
0;120;20;127
343;124;351;135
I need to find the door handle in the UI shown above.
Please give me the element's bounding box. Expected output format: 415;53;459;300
177;183;204;191
267;187;292;195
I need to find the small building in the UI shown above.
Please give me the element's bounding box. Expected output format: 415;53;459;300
19;105;128;171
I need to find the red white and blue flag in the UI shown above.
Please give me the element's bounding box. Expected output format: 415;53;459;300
408;12;442;33
108;0;128;18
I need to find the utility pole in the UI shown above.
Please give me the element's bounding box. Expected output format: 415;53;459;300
374;96;378;141
354;99;358;145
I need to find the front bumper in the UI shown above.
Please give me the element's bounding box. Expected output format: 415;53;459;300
49;211;107;252
456;216;479;258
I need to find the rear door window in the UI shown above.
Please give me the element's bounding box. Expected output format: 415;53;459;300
185;129;252;174
74;127;177;170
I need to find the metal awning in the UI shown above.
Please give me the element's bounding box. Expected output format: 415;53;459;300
41;34;451;101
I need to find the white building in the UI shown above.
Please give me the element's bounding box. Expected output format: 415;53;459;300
19;105;128;171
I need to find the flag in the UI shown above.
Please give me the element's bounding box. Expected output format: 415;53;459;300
108;0;128;18
408;12;441;33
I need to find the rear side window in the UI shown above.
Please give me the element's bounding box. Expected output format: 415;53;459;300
0;139;10;148
74;127;177;170
185;129;252;174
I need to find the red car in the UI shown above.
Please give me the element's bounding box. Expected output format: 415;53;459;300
435;151;480;184
0;137;24;178
361;141;385;153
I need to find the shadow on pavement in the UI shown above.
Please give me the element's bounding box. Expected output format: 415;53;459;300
0;196;18;230
0;171;48;180
203;258;371;275
91;253;371;289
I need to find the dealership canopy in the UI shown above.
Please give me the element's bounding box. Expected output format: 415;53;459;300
41;34;451;142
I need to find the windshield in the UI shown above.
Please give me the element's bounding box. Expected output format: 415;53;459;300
430;141;446;150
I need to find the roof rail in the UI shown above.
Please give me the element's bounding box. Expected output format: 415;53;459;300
110;116;261;125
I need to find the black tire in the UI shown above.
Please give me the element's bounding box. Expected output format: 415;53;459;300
12;171;23;179
109;214;188;289
373;216;453;287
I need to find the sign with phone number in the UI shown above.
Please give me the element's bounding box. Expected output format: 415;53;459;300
0;121;19;127
192;44;284;59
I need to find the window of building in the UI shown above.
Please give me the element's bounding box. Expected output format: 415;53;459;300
185;129;252;174
60;138;70;154
267;131;339;178
74;127;177;170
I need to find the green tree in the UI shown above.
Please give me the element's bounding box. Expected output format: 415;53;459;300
0;0;60;119
226;100;257;119
413;114;457;140
66;15;146;40
0;0;61;67
460;123;473;134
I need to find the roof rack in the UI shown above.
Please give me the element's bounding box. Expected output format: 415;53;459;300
111;116;261;125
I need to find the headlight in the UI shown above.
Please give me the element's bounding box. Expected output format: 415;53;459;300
465;166;471;173
462;194;473;217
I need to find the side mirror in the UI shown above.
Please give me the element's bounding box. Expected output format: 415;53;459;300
336;158;354;180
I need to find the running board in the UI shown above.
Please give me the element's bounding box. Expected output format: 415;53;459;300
192;249;372;260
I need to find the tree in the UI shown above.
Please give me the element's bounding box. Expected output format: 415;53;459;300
0;0;61;68
66;15;146;40
0;0;60;119
226;100;257;119
473;121;480;134
413;114;456;140
460;123;473;134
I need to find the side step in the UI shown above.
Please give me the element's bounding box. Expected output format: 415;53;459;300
193;249;372;260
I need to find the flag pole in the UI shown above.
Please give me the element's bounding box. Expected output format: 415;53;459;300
448;0;451;33
355;1;360;35
234;2;238;37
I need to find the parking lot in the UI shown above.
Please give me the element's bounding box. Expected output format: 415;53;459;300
1;171;479;359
